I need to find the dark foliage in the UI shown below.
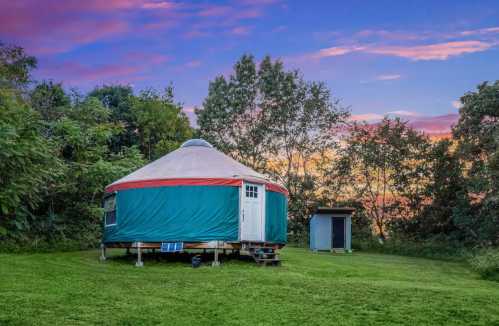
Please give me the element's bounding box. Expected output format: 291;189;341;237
0;44;193;250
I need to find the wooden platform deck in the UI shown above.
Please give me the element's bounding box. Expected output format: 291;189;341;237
104;241;283;250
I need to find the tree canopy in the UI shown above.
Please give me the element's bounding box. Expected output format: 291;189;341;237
0;43;193;248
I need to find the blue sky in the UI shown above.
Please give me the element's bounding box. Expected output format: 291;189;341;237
1;0;498;130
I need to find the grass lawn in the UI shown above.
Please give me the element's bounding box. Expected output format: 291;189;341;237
1;248;498;325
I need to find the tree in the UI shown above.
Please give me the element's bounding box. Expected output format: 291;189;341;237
0;88;60;237
0;43;37;89
452;81;499;245
34;93;146;246
453;81;499;195
340;118;431;239
392;140;467;241
196;54;349;237
197;55;269;171
30;81;71;121
88;85;137;152
132;88;193;160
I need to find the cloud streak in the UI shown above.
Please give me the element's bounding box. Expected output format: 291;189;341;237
306;25;499;63
313;40;494;61
368;41;493;61
38;61;143;84
350;112;459;135
376;74;401;81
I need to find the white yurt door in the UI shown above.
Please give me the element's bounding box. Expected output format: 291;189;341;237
240;183;265;241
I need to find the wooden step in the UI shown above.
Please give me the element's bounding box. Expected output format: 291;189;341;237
256;259;281;266
255;258;280;262
248;246;281;266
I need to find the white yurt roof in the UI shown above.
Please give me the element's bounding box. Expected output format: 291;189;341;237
108;139;273;188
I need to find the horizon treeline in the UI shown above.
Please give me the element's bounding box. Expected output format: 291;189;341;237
0;43;498;252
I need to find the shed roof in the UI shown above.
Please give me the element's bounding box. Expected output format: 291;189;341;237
314;207;355;215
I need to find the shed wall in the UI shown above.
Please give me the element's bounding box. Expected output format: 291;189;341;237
310;214;332;250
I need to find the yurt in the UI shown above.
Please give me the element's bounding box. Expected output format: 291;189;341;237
101;139;288;265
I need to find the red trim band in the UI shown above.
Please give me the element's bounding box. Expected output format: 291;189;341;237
265;183;289;196
105;178;288;196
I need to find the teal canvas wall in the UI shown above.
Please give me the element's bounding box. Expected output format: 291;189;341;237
103;185;288;244
104;186;239;243
265;191;288;243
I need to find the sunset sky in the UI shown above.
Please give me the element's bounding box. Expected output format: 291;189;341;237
1;0;499;132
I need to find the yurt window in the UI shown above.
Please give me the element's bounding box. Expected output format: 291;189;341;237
245;185;258;198
104;195;117;227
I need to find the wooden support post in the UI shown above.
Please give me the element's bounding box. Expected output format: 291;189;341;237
135;242;144;267
100;243;106;261
212;241;220;267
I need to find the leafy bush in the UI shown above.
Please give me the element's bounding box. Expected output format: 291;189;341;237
355;236;467;261
468;248;499;280
287;230;309;248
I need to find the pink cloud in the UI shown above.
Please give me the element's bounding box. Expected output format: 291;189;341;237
311;40;494;61
67;0;144;11
343;27;499;44
24;20;129;55
124;51;171;64
230;26;253;36
141;1;177;10
185;60;202;68
194;1;271;25
182;105;198;126
141;20;179;31
376;74;401;81
183;106;196;113
198;5;233;17
313;46;362;58
38;61;143;84
368;41;493;61
350;112;459;134
355;29;430;41
349;113;384;122
407;114;458;134
452;100;462;109
460;27;499;36
183;30;212;39
234;8;264;19
238;0;280;4
387;110;420;117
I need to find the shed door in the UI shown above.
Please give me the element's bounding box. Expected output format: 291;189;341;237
332;217;345;249
240;183;264;241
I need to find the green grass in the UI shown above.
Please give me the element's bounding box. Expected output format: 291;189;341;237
1;248;499;325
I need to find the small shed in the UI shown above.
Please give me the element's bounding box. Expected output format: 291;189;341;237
309;207;354;252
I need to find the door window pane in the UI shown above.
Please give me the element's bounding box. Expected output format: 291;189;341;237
245;185;259;198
